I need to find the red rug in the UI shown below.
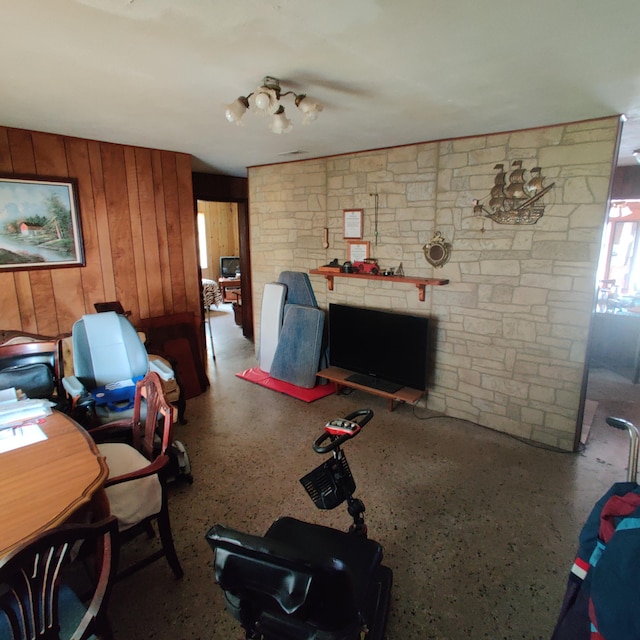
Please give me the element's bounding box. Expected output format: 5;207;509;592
236;367;336;402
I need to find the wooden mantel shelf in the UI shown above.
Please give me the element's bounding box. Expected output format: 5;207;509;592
309;269;449;301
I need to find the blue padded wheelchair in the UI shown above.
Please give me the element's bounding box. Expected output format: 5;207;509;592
206;409;392;640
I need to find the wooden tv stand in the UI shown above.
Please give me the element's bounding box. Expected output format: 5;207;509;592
318;366;424;412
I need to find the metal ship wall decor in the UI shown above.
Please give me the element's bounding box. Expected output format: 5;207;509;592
473;161;555;225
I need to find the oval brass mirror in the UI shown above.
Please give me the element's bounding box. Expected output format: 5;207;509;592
423;231;451;268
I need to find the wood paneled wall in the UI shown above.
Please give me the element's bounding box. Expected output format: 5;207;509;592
612;165;640;199
0;126;201;336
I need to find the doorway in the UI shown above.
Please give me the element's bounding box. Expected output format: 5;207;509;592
198;200;240;283
585;199;640;447
192;171;252;343
197;199;253;354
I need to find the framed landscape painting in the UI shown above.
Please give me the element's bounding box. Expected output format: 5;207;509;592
0;175;85;271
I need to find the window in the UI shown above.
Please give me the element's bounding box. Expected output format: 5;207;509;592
596;201;640;312
197;213;207;269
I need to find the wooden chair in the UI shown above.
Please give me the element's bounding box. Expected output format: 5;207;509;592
90;371;184;581
0;516;118;640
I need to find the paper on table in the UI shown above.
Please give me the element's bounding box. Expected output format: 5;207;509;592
0;399;52;428
0;422;47;454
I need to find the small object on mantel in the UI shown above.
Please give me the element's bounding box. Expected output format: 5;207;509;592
317;258;342;273
395;262;404;276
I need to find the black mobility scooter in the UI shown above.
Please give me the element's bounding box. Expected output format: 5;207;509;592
206;409;393;640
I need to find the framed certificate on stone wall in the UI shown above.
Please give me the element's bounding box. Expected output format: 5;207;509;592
347;240;369;263
343;209;363;239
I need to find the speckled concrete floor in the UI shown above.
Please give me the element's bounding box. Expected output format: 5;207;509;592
107;305;634;640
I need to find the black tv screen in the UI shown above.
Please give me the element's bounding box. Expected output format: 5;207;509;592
329;303;429;391
220;256;240;278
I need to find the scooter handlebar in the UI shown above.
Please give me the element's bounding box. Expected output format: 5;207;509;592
312;409;374;454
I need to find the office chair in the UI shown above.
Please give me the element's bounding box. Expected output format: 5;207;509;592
0;516;118;640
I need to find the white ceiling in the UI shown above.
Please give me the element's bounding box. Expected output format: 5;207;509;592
2;0;640;177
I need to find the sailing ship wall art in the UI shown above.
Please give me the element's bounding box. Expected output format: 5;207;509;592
473;161;555;225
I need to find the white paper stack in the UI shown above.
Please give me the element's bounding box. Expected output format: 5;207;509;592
0;398;52;429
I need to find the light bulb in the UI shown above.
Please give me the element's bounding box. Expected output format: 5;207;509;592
296;95;323;124
224;97;248;125
254;91;271;111
269;107;293;134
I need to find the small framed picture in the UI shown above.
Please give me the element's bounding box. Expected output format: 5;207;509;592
347;240;370;263
343;209;363;239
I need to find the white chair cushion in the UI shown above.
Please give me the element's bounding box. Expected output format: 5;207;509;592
97;442;162;531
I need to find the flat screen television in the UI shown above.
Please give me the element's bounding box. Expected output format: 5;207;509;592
329;303;430;392
220;256;240;278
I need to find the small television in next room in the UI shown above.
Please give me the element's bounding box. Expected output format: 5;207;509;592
329;303;430;393
220;256;240;278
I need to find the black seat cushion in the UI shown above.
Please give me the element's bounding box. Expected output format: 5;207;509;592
265;516;383;611
206;517;384;638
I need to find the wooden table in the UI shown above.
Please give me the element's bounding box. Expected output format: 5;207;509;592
218;277;241;302
0;411;108;557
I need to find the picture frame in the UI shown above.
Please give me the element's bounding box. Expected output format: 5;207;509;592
0;174;85;271
347;240;370;263
343;209;363;239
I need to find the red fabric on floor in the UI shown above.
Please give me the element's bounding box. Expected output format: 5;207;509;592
236;367;335;402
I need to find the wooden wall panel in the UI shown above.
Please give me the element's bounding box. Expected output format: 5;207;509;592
161;151;187;314
176;154;199;309
151;150;173;314
88;141;117;304
612;165;640;199
7;129;35;174
124;147;149;320
32;132;67;176
0;276;20;328
102;144;136;312
29;270;58;336
136;148;164;317
0;128;14;173
14;272;36;333
66;138;106;312
0;125;201;336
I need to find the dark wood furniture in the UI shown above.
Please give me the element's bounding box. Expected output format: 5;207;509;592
317;366;424;411
0;515;119;640
218;276;241;302
138;312;209;401
91;372;183;580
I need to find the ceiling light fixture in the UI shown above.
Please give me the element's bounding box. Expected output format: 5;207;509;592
224;76;322;134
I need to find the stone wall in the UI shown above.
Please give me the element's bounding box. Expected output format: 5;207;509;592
248;117;621;450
